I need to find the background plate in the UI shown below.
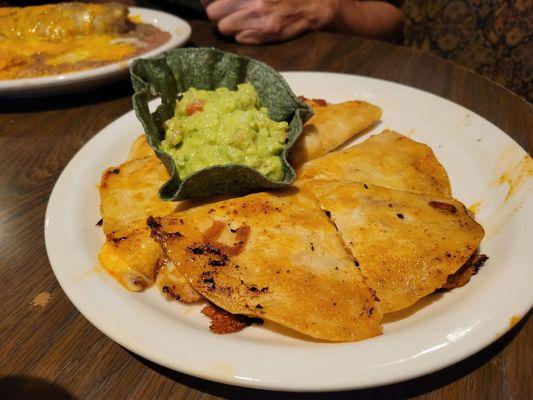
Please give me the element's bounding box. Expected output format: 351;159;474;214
45;72;532;392
0;7;191;96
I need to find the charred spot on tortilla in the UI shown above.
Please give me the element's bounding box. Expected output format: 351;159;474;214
202;304;264;334
110;234;127;244
440;253;488;290
429;201;458;214
188;243;229;267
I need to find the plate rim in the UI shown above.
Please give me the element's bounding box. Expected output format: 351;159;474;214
44;71;533;392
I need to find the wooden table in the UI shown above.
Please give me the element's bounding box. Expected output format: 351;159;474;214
1;19;531;400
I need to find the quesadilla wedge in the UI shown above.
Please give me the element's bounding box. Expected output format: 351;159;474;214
290;98;382;167
148;188;382;342
307;180;484;313
298;130;451;197
98;153;202;300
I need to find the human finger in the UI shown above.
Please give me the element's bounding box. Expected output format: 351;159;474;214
217;9;261;37
200;0;214;7
235;18;310;44
205;0;250;21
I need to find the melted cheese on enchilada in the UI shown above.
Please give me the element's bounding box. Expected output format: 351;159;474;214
0;2;170;80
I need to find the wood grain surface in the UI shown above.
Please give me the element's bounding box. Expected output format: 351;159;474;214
0;19;531;400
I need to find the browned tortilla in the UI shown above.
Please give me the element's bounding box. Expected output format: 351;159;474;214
290;98;382;167
148;188;383;342
306;180;484;313
298;130;451;197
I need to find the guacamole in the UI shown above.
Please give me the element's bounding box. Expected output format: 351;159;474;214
161;83;289;181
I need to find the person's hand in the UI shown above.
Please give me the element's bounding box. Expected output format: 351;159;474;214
201;0;340;44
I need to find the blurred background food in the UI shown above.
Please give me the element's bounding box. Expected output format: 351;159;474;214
0;1;171;79
1;0;529;101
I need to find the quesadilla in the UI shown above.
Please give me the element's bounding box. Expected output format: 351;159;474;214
148;188;382;342
290;98;382;167
307;180;484;313
298;130;451;197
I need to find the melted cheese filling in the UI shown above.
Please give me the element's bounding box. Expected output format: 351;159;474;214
0;34;137;79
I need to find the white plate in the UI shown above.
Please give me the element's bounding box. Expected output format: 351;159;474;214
0;7;191;96
45;72;533;392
